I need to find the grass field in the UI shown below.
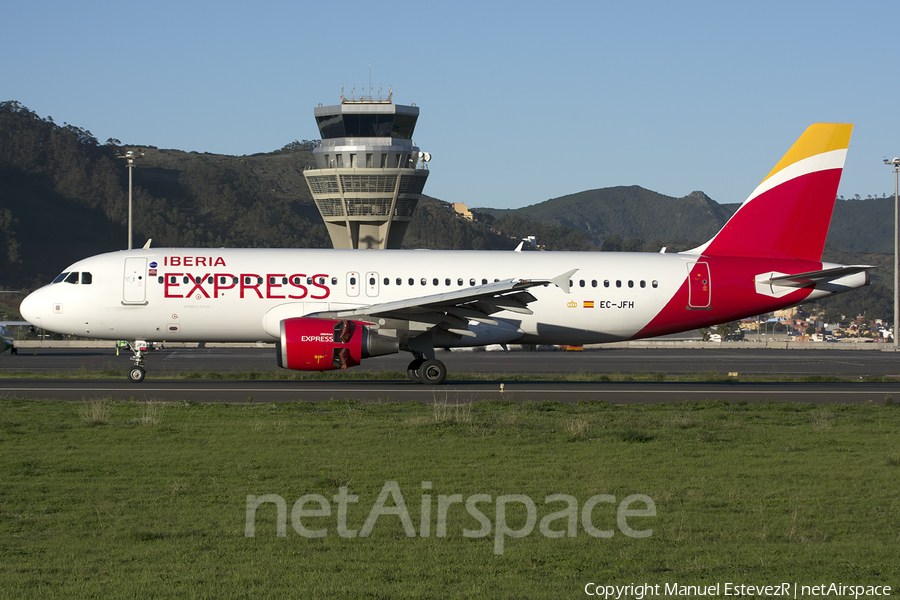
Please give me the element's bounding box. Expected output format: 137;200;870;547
1;397;898;598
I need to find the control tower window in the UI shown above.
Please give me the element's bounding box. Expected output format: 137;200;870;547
316;114;344;139
350;154;357;168
316;113;417;139
380;154;387;168
391;114;416;139
336;155;344;168
366;154;373;168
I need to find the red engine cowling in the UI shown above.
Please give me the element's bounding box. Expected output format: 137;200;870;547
276;318;399;371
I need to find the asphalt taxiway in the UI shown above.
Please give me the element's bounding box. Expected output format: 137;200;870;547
0;346;897;404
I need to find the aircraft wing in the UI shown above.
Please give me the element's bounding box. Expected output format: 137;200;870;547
0;321;33;327
310;269;577;338
763;265;872;287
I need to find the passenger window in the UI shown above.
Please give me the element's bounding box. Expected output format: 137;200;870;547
332;277;338;285
469;278;476;286
81;272;92;285
183;276;190;284
482;279;488;285
158;276;164;284
350;277;357;285
628;280;634;288
652;280;659;288
445;278;451;286
604;280;610;288
616;280;622;288
369;277;376;285
579;280;585;288
433;278;439;286
640;280;646;288
383;277;389;285
408;278;414;286
591;280;597;288
457;278;463;286
282;277;288;284
420;278;427;286
396;278;402;285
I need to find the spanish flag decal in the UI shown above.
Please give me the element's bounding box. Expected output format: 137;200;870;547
584;301;595;308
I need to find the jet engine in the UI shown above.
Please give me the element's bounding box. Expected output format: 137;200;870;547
276;317;398;371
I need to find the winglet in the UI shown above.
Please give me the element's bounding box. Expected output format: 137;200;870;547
550;269;578;294
514;241;524;253
142;239;153;249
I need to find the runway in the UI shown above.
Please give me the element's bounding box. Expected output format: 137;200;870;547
3;345;899;377
1;346;898;404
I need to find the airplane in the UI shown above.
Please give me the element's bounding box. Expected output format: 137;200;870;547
18;123;871;384
0;321;31;354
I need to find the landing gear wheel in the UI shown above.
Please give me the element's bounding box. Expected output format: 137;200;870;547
417;359;447;385
128;366;146;383
407;358;425;383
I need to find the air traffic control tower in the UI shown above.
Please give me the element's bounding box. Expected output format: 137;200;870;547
304;87;430;249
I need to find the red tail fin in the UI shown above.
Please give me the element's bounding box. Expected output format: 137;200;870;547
686;123;853;261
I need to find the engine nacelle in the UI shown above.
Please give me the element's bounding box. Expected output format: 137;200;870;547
276;318;398;371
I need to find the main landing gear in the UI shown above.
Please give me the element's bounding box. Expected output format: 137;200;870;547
406;357;447;385
121;340;149;383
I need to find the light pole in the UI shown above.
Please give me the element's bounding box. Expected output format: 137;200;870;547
885;157;900;349
117;150;144;250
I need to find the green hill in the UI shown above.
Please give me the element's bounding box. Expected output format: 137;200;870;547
478;188;894;255
479;186;737;248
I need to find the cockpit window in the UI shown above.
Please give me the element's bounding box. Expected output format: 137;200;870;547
64;272;79;284
52;272;69;284
81;272;92;285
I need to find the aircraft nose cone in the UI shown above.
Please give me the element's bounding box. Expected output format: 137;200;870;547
19;290;42;327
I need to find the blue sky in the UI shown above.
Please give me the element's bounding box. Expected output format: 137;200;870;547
4;1;898;209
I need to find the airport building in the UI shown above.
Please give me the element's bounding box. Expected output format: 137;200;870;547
304;87;430;249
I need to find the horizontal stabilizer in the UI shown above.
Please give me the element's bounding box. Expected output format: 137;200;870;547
763;265;873;287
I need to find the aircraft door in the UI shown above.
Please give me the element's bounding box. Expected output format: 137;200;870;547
346;272;360;297
123;257;148;304
365;272;379;297
687;262;711;309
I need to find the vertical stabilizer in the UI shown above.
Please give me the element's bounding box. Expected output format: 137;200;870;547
685;123;853;261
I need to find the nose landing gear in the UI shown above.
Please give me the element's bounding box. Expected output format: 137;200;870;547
120;340;149;383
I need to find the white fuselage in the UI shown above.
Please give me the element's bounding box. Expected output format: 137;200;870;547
21;248;697;345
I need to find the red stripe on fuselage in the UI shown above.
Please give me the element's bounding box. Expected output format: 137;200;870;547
633;256;820;340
